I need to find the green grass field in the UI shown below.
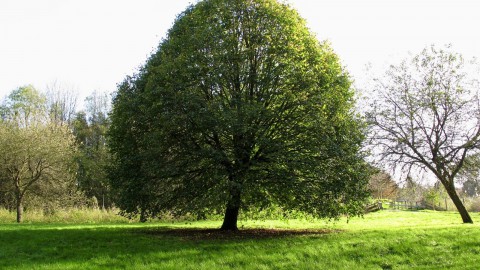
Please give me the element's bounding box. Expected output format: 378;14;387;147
1;210;480;269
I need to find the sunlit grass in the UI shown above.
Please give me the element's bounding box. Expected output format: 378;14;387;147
1;210;480;269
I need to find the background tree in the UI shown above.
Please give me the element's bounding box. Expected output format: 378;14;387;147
0;86;77;222
457;154;480;197
368;168;398;200
73;91;112;209
422;181;449;210
398;176;426;203
109;0;369;230
45;81;79;126
367;45;480;223
0;85;46;127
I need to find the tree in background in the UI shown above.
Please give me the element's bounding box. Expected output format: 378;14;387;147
398;176;426;203
45;81;79;126
462;177;480;198
109;0;369;230
0;86;77;222
368;45;480;223
457;154;480;197
368;168;398;200
73;91;112;209
0;85;46;127
423;181;449;210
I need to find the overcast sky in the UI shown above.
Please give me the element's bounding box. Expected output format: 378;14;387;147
1;0;479;105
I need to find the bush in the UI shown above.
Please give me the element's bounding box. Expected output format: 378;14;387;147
467;197;480;212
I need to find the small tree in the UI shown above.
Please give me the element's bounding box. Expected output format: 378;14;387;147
424;185;442;210
368;45;480;223
0;86;77;222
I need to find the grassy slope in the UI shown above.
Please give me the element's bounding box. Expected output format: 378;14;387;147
1;211;480;269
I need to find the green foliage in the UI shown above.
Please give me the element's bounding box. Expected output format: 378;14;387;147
0;85;47;127
73;91;112;209
424;188;441;206
109;0;369;225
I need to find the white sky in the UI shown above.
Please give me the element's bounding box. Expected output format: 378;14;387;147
1;0;480;106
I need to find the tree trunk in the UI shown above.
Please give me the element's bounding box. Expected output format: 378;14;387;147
140;208;147;223
444;183;473;223
221;186;241;231
16;199;23;223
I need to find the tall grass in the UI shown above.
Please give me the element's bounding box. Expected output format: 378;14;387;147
0;207;130;224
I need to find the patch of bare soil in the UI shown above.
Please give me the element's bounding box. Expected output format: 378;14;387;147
143;228;339;241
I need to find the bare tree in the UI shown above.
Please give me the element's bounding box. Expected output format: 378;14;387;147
45;80;79;125
368;169;398;200
368;45;480;223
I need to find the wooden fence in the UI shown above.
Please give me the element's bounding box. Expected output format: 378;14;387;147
364;202;383;213
366;200;447;211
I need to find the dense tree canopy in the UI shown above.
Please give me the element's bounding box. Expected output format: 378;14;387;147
109;0;369;230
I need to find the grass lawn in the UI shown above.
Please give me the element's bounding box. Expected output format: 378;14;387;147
1;210;480;269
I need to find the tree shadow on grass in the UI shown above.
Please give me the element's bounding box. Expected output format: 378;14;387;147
141;227;338;241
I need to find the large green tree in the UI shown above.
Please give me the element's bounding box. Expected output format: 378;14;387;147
109;0;369;230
